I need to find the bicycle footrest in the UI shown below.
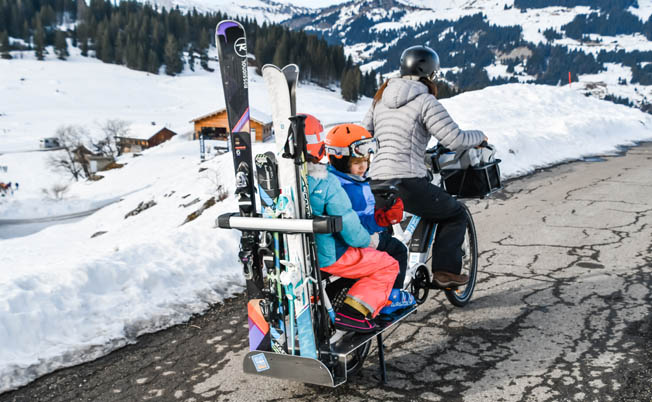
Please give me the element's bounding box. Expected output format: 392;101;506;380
327;305;417;357
243;351;338;387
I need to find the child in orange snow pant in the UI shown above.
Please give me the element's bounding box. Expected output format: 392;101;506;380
321;246;398;332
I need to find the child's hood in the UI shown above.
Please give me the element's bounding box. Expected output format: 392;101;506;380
308;162;328;180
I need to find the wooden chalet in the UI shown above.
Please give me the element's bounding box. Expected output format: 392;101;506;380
116;124;177;154
190;108;273;142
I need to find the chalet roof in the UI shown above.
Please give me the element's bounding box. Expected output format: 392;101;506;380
118;124;176;140
190;107;272;125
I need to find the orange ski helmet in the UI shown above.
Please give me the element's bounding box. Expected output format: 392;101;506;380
325;123;378;173
325;124;377;159
299;113;325;160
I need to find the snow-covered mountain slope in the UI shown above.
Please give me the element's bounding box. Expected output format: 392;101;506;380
285;0;652;54
140;0;652;53
121;0;652;109
276;0;652;111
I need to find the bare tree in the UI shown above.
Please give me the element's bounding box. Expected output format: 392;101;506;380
92;119;128;157
47;125;89;181
201;167;229;202
41;183;69;200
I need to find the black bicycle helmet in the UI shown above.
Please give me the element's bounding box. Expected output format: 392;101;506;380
399;45;440;78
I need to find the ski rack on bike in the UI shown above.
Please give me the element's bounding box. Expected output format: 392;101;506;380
217;212;418;387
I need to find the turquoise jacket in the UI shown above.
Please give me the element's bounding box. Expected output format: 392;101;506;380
328;166;385;234
307;163;370;268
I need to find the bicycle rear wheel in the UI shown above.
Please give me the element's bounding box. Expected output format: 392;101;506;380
444;203;478;307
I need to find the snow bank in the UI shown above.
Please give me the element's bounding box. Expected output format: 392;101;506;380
441;83;652;178
0;141;250;391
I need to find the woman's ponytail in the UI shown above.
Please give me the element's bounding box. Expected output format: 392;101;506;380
372;80;389;107
419;77;438;98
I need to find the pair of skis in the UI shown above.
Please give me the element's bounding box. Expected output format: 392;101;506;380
216;20;319;359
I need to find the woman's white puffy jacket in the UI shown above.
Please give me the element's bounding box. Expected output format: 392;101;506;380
362;76;485;180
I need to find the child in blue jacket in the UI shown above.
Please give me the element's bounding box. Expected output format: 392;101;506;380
324;123;416;315
303;115;398;333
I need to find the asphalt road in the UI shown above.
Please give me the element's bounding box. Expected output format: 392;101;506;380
1;143;651;402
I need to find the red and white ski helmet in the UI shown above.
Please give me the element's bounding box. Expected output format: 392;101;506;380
299;113;325;160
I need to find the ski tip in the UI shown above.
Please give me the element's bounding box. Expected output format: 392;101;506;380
216;20;243;36
282;64;299;72
262;64;282;72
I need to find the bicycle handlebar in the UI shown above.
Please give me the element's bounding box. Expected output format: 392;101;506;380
426;140;488;155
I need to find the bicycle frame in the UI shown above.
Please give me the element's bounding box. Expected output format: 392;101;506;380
389;213;438;289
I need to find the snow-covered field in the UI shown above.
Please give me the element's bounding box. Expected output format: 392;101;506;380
1;43;652;392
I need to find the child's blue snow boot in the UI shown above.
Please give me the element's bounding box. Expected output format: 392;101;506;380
379;289;416;317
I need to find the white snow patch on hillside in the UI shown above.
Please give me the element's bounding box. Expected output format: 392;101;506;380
629;1;652;21
578;63;652;108
485;63;511;80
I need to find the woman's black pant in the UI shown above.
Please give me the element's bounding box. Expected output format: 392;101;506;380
377;231;408;289
397;176;468;274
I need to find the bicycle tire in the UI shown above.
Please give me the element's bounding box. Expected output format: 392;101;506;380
343;338;371;377
444;203;478;307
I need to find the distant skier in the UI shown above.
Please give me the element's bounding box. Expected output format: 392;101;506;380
362;45;487;288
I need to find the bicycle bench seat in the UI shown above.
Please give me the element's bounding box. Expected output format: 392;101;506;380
370;179;402;209
370;179;402;194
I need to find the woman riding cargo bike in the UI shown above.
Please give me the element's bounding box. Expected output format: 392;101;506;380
216;34;496;386
363;45;488;291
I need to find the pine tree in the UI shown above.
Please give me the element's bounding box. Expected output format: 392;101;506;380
136;44;146;70
23;21;30;43
360;70;378;97
0;31;12;59
80;36;89;56
34;19;46;60
272;32;289;68
115;31;125;65
198;27;211;71
645;15;652;40
147;49;159;73
341;67;361;102
125;38;138;69
100;26;113;63
39;5;56;28
188;48;195;72
164;34;183;75
77;23;88;56
54;30;69;60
